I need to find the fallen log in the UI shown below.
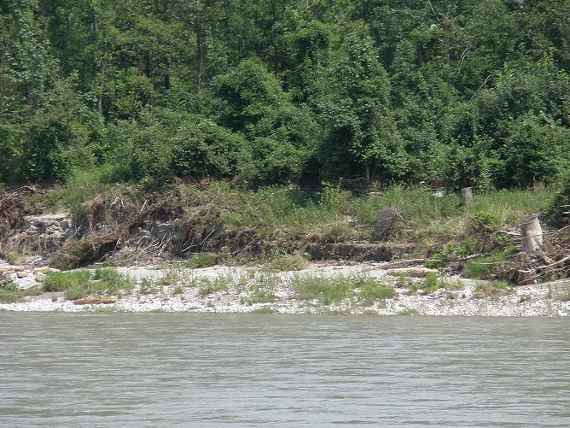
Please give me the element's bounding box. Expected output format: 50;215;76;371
380;258;426;269
73;296;116;305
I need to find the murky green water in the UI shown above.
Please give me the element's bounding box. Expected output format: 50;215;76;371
0;313;569;427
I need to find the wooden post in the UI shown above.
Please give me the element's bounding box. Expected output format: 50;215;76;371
520;214;543;257
461;187;474;207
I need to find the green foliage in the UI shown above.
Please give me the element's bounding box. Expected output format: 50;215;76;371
546;175;570;227
408;273;463;295
358;281;395;304
0;281;42;303
43;269;132;301
43;271;91;292
474;281;511;299
196;276;232;297
464;253;510;280
214;58;320;184
320;223;356;243
1;1;570;189
423;273;439;294
292;275;394;306
266;255;308;272
243;274;279;304
189;253;220;269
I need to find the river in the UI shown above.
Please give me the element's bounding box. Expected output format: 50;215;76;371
0;313;569;427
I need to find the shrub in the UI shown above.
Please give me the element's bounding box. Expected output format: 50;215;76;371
267;255;308;271
43;269;132;301
320;223;356;243
293;276;354;305
474;281;510;298
463;253;508;280
0;282;43;303
189;253;219;269
244;290;277;304
408;274;463;295
546;175;570;227
358;281;395;304
292;275;393;306
43;271;91;292
196;276;232;297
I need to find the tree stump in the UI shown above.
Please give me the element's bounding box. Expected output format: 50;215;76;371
461;187;474;207
520;214;543;257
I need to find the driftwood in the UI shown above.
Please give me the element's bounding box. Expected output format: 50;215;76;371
384;267;438;278
73;296;116;305
380;258;426;269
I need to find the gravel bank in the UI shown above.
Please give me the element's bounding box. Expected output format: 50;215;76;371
1;262;569;317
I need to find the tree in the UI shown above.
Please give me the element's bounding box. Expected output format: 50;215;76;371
320;26;406;182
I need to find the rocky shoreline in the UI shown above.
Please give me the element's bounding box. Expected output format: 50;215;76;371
1;261;569;317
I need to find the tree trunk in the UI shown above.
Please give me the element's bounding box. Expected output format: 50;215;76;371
195;0;206;91
520;214;543;257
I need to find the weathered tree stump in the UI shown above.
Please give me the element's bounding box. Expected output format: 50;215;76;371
461;187;474;207
520;214;543;257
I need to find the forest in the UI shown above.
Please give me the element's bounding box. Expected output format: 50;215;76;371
1;0;570;190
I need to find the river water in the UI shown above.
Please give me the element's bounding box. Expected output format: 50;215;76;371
0;314;569;427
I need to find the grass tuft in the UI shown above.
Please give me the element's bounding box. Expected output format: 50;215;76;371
196;276;232;297
189;253;219;269
43;268;132;301
474;281;511;298
266;255;308;272
0;282;43;303
292;275;394;306
408;273;464;295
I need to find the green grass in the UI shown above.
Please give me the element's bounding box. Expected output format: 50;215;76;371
320;223;357;243
38;182;554;274
251;307;276;314
397;308;419;316
43;271;91;292
178;182;345;236
42;268;133;301
243;273;279;304
463;252;510;280
189;253;219;269
352;186;553;251
245;289;277;304
196;276;232;297
266;255;308;272
358;281;395;304
470;190;553;226
139;278;161;295
408;273;464;295
292;275;394;306
0;283;43;303
41;181;554;239
474;281;511;298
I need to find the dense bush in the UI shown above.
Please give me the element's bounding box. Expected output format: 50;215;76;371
1;1;569;188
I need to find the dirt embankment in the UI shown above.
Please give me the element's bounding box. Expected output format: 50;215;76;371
0;187;413;271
